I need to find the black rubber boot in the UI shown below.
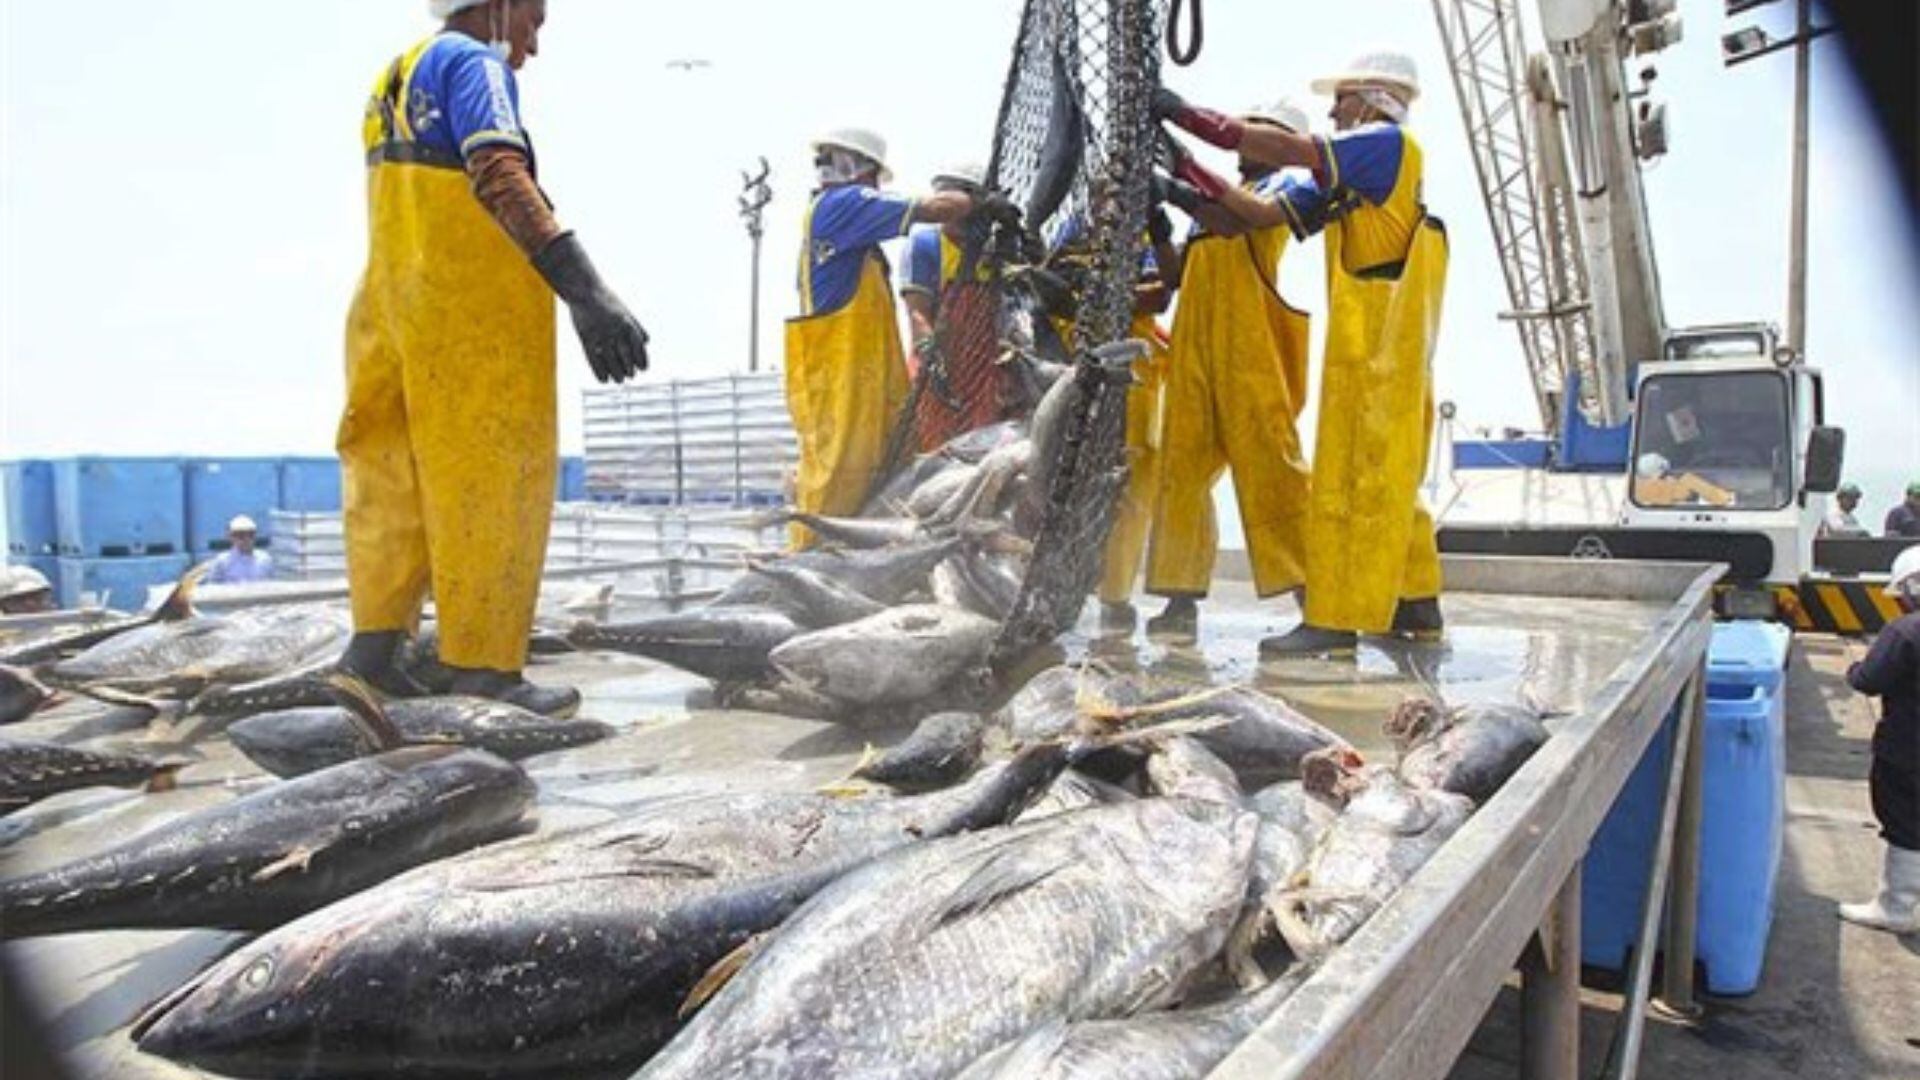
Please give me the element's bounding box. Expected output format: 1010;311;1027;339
448;667;582;719
1258;622;1360;658
1145;596;1200;637
1099;600;1138;632
1388;598;1446;641
338;631;430;699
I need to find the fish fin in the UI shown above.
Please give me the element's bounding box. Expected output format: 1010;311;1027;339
748;509;797;530
678;932;769;1019
251;844;316;882
323;673;407;752
1224;907;1277;991
842;742;882;783
153;565;206;622
933;846;1075;929
71;683;168;716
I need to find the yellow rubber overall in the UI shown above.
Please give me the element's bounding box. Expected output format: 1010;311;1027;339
1097;313;1172;604
1145;225;1311;599
339;42;557;673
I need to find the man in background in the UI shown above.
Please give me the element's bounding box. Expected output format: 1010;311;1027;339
1886;482;1920;538
204;515;273;584
1820;482;1869;538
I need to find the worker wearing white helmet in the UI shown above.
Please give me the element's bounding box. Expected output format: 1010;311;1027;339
337;0;648;716
1838;545;1920;934
1130;97;1316;637
1;565;56;615
1155;49;1449;657
202;515;274;586
899;162;989;375
787;133;1014;547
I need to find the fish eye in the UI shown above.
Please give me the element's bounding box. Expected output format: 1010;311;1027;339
243;957;275;990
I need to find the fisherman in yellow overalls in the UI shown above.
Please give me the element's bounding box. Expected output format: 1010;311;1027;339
337;0;650;716
1137;99;1316;638
787;130;1006;547
1158;49;1449;657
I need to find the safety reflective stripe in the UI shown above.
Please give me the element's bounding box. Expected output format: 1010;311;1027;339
1815;583;1864;634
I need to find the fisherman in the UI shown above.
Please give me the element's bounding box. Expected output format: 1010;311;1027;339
1838;545;1920;934
788;129;1010;547
1094;205;1182;630
1136;98;1315;637
1886;482;1920;538
203;515;274;585
1157;49;1449;656
0;565;55;615
899;163;988;378
1819;482;1870;538
337;0;650;717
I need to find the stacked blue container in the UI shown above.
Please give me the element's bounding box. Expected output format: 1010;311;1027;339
185;458;281;553
280;456;343;513
4;459;59;556
1581;619;1792;995
53;456;186;557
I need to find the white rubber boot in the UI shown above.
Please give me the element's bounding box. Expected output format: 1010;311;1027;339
1838;846;1920;934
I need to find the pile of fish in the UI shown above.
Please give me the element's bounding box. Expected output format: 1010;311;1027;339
566;342;1150;715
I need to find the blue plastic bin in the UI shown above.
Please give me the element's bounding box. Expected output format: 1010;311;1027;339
7;555;63;606
279;457;343;513
1582;620;1791;995
559;457;587;502
185;458;281;553
57;554;192;612
4;460;59;556
53;457;186;557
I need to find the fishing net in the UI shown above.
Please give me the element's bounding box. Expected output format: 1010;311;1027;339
871;0;1168;665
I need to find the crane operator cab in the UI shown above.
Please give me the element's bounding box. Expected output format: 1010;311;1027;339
1621;322;1847;587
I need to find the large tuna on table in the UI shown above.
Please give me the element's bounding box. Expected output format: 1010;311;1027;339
0;745;533;938
769;603;999;707
634;798;1256;1080
132;746;1067;1078
567;607;802;683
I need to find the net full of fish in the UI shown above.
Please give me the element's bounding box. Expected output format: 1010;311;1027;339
635;797;1255;1080
133;746;1068;1078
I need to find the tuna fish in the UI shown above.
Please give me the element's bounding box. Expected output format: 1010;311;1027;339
0;745;534;938
1387;698;1552;804
230;697;614;778
1144;735;1243;806
635;798;1256;1080
44;603;351;699
1271;754;1473;958
851;711;986;791
743;559;887;628
0;664;56;724
769;604;1000;707
0;737;178;810
786;538;962;605
903;464;981;519
0;569;200;668
132;746;1068;1078
957;967;1311;1080
568;607;802;683
763;511;929;550
1015;768;1135;823
993;662;1104;744
1093;677;1350;785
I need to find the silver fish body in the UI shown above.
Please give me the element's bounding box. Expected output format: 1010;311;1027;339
1391;700;1551;804
0;736;170;809
568;607;802;683
45;604;350;698
853;711;986;791
769;604;999;707
230;698;615;777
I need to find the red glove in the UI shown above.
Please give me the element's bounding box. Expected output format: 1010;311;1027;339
1154;87;1245;151
1173;156;1233;203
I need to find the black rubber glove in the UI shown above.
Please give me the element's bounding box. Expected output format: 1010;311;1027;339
1150;172;1206;215
1147;206;1174;245
972;190;1025;230
532;232;649;384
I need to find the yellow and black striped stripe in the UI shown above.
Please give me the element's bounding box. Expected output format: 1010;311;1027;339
1759;580;1902;635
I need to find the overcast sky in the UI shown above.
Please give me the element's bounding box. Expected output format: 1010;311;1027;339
2;0;1915;515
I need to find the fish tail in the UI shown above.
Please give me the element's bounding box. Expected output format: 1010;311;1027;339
679;932;768;1019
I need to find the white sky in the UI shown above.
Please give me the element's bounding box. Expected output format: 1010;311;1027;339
2;0;1915;515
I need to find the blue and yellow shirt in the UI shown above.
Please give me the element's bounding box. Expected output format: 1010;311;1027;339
1274;123;1426;272
899;226;963;302
797;185;916;317
364;32;529;168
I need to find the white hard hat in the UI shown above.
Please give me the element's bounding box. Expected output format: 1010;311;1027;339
429;0;490;18
229;515;258;533
2;565;53;602
1888;546;1920;600
1311;48;1421;101
812;128;892;183
1635;452;1670;478
1246;96;1311;134
931;162;987;191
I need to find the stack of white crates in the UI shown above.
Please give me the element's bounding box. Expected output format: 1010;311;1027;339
582;374;795;506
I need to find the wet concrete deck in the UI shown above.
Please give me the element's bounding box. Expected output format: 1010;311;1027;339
0;582;1824;1078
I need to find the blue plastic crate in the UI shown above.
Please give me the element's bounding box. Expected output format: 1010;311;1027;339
7;555;63;606
4;460;58;555
57;554;192;612
1582;620;1790;995
559;457;587;502
279;457;343;513
185;458;281;553
53;457;186;557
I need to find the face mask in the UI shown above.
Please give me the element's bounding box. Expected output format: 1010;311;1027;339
487;0;512;63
